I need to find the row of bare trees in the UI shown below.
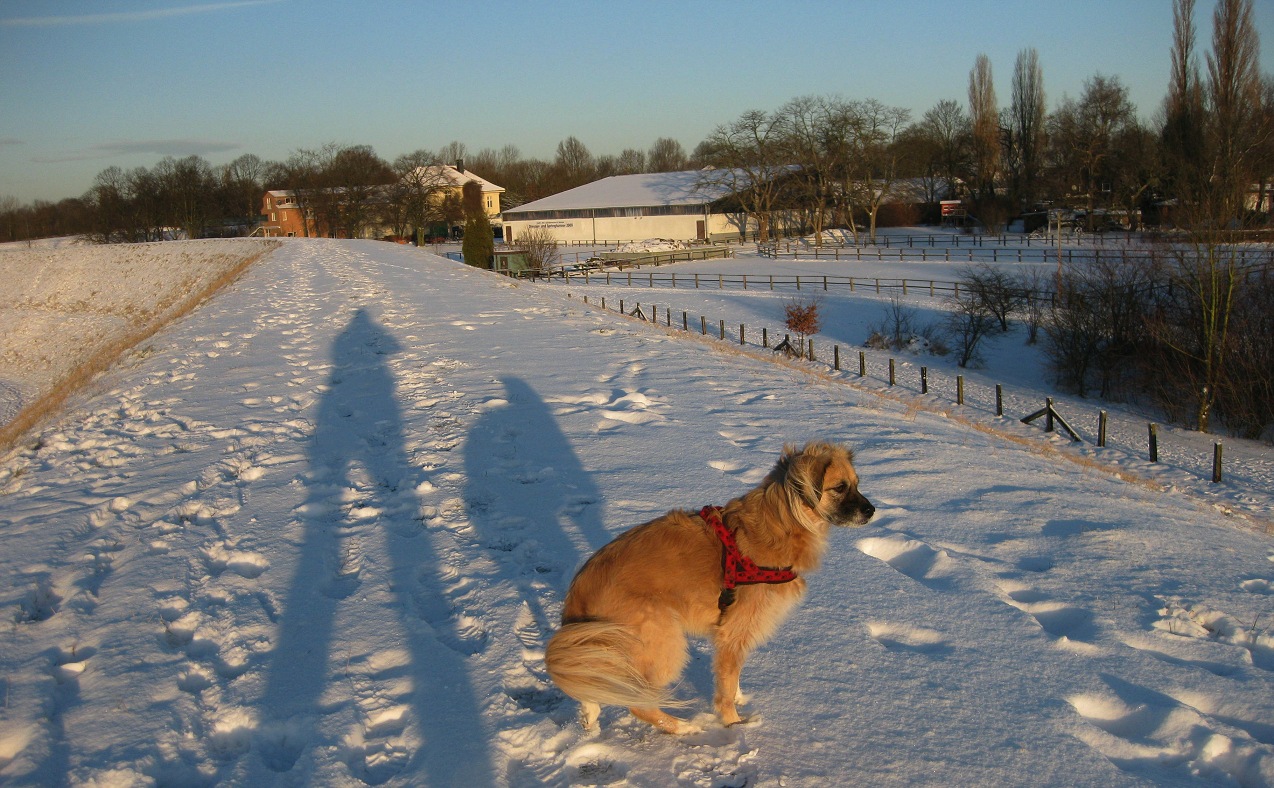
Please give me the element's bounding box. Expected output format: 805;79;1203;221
0;135;698;244
2;0;1270;249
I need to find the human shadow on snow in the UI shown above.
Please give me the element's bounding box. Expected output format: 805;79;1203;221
258;308;492;785
462;376;609;702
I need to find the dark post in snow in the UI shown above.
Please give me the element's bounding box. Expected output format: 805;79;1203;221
921;366;928;394
834;344;840;371
762;327;769;348
740;324;746;346
889;358;895;386
859;351;866;377
995;384;1003;416
957;376;965;405
1149;423;1159;462
1213;442;1223;483
1098;411;1108;448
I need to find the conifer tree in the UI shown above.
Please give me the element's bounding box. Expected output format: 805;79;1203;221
461;180;493;269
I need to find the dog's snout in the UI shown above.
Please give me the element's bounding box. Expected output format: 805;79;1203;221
859;499;875;521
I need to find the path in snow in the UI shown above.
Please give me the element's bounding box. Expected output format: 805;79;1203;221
1;239;1271;786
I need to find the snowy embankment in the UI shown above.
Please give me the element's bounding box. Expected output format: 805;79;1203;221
0;239;279;443
0;238;1272;786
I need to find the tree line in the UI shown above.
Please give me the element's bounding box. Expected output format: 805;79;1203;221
2;1;1271;246
0;135;700;245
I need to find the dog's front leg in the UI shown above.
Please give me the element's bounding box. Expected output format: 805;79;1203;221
712;639;749;726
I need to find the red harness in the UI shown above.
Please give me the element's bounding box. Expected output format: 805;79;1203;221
700;506;797;612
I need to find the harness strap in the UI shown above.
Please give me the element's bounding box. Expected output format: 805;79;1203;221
699;506;797;614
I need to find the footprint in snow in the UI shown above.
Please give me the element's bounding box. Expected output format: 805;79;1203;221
995;578;1100;647
857;534;958;590
867;621;952;655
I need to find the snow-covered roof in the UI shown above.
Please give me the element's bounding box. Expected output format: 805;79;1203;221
410;164;504;194
266;165;504;197
504;170;731;215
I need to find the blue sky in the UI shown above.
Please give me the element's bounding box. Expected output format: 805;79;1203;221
3;0;1274;203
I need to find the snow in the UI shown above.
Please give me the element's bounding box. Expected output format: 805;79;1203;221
1;236;1272;786
503;170;727;215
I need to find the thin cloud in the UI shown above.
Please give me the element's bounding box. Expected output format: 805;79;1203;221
33;139;241;164
1;1;282;28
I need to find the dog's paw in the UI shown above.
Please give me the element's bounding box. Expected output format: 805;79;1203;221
579;702;601;731
667;718;705;736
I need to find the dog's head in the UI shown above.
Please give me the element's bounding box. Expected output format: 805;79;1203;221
777;442;875;529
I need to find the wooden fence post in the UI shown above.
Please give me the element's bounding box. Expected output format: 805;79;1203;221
719;319;725;340
995;384;1003;416
1046;397;1054;432
740;324;746;345
1149;423;1159;462
763;327;769;348
1098;411;1108;447
958;376;965;405
701;316;707;335
683;311;688;331
889;358;895;386
921;366;928;394
859;351;866;377
834;344;841;370
1213;442;1223;483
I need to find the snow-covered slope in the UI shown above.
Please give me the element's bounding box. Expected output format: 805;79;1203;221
0;239;277;440
1;239;1271;786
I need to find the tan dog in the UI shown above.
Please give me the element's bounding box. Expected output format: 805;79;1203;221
545;442;874;734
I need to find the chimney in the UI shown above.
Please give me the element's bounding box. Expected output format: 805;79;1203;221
455;159;464;173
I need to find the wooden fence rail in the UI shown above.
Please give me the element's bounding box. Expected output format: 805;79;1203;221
569;291;1243;490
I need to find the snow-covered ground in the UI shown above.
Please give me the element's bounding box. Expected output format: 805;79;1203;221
0;239;278;432
1;237;1272;786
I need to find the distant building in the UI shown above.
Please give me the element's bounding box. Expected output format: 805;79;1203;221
257;162;504;239
501;170;753;245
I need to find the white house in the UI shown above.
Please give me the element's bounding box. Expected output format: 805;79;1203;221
502;170;748;245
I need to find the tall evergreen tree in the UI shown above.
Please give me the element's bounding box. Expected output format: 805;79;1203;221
461;181;493;269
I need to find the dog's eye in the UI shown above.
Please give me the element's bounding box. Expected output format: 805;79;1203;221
831;482;849;495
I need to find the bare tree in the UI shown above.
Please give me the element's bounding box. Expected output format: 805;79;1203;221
958;263;1023;332
697;109;789;242
1205;0;1265;224
154;155;218;240
1007;48;1047;210
221;153;268;231
516;226;560;274
647;137;688;172
968;54;1001;206
1162;0;1207;205
918;99;972;201
945;294;997;368
553;136;596;190
779;95;841;244
1048;74;1137;226
833;99;911;243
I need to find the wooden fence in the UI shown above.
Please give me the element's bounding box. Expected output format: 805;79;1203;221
549;268;969;297
567;291;1248;491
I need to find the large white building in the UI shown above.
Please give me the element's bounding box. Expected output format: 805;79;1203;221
502;170;749;245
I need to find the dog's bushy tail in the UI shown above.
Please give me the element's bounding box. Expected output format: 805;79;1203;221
545;621;676;709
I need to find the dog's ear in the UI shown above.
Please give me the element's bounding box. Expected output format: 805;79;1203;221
783;443;834;511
